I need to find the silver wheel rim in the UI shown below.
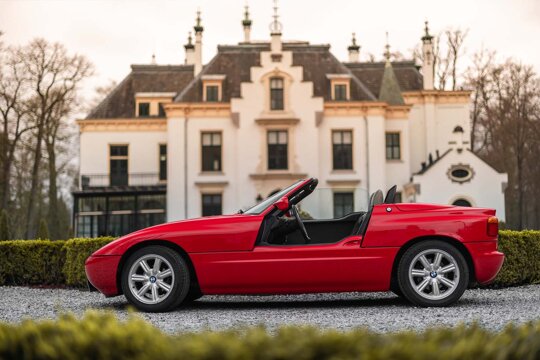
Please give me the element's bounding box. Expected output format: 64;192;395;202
128;254;175;305
408;249;460;301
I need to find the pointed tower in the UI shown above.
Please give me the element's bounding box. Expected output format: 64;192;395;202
184;32;195;65
421;21;434;90
347;33;360;62
379;33;404;105
242;5;252;43
269;0;282;53
193;10;204;75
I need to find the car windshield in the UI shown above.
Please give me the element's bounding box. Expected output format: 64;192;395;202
243;181;303;215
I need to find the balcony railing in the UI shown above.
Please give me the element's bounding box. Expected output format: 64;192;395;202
80;173;164;189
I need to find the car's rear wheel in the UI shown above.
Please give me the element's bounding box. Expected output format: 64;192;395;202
397;240;468;307
121;245;190;312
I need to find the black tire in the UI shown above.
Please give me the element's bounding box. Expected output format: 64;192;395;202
184;288;203;303
397;240;469;307
121;245;190;312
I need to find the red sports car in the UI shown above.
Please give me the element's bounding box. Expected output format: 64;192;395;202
85;178;504;312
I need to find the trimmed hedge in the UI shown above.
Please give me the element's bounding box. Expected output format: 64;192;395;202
0;311;540;359
495;230;540;287
0;231;539;289
0;237;114;287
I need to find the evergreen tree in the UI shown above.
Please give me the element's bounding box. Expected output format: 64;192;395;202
0;209;9;240
37;218;49;240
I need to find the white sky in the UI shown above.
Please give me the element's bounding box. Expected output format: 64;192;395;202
1;0;539;99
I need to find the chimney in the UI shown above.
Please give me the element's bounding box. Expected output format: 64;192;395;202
270;0;282;53
193;10;204;76
242;5;252;43
184;32;195;65
347;33;360;62
421;21;434;90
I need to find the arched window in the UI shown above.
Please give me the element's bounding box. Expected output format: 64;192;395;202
270;77;284;110
452;198;472;207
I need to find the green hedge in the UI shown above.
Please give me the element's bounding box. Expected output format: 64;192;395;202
0;231;539;289
0;237;114;287
494;230;540;287
0;311;539;359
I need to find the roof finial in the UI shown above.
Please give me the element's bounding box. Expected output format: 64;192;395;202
151;53;156;65
384;31;391;64
194;8;204;33
269;0;282;34
348;32;360;51
243;4;252;26
184;31;194;49
422;20;433;41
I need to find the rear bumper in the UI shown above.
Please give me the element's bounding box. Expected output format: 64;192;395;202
85;255;122;297
464;242;505;285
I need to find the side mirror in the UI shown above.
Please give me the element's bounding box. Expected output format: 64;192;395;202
274;196;289;212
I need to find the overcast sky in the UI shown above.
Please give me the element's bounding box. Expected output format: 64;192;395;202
1;0;539;100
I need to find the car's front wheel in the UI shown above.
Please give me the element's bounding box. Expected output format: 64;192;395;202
397;240;469;307
121;245;190;312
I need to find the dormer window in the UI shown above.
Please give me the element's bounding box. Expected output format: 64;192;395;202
138;102;150;117
202;74;226;102
205;85;219;102
327;74;351;101
135;92;176;117
270;77;284;110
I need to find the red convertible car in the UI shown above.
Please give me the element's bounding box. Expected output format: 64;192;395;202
85;178;504;312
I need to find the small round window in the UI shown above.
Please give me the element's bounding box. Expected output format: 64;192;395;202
447;164;474;183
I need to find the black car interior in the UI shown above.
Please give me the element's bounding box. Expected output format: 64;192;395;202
257;179;396;246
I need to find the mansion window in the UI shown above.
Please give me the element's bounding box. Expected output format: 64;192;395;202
158;103;166;117
334;84;348;101
110;145;128;186
333;192;354;218
386;132;401;160
205;85;219;102
267;130;288;170
332;130;353;170
159;144;167;181
138;102;150;117
202;194;222;216
270;77;284;110
201;132;222;172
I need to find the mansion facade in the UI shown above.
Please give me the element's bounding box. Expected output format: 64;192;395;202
74;8;507;237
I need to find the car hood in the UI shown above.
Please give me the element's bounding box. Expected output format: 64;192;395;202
91;213;261;256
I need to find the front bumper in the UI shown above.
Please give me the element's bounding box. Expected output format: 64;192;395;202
464;242;505;285
85;255;122;297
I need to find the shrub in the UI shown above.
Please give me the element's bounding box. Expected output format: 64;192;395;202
0;312;539;359
0;237;114;287
63;237;115;287
493;230;540;287
0;240;66;285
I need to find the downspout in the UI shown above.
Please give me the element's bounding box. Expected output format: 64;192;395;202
184;109;189;219
364;115;370;197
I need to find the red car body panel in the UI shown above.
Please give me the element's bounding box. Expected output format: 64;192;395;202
85;179;505;298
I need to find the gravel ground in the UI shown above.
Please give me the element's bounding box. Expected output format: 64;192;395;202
0;285;539;333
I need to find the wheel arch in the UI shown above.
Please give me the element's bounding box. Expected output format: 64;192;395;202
116;239;200;295
390;235;476;290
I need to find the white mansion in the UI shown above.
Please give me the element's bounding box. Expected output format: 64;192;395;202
74;7;507;237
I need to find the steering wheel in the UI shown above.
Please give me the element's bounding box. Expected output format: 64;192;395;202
290;204;311;242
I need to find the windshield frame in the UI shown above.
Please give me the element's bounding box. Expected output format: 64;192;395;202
243;180;304;215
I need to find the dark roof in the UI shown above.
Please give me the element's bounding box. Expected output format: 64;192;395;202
176;42;376;102
87;65;194;119
345;61;423;98
415;148;452;175
378;62;405;105
176;44;265;102
87;45;425;119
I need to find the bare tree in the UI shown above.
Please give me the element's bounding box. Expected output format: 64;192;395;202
445;28;469;90
12;39;93;238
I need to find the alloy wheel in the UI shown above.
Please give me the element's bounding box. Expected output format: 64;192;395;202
127;254;175;305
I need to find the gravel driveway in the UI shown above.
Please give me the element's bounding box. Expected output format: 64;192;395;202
0;285;539;333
